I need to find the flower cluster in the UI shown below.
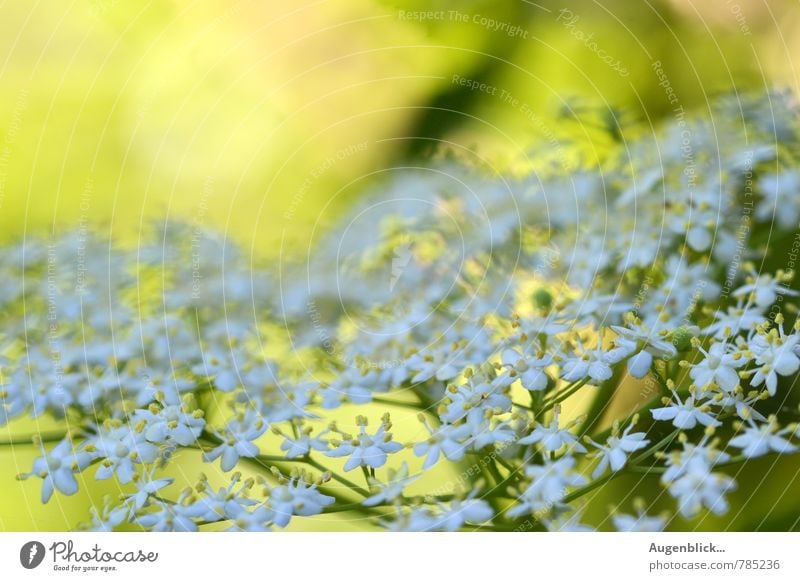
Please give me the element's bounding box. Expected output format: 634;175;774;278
3;92;800;531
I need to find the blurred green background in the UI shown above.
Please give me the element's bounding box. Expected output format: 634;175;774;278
1;0;800;530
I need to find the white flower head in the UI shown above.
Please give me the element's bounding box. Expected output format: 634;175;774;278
326;415;403;472
363;462;419;507
203;410;268;472
651;392;721;430
587;420;650;478
22;438;92;503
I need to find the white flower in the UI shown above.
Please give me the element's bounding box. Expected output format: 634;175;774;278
627;350;654;379
433;492;494;531
127;471;174;510
460;408;516;450
85;499;130;532
226;505;274;532
130;372;196;407
24;439;92;503
439;371;512;424
501;348;553;391
132;404;205;446
185;473;258;523
0;369;30;425
587;423;650;478
507;455;587;518
407;350;464;383
613;508;666;532
191;347;239;392
363;462;419;506
756;169;800;229
728;418;797;458
135;501;198;532
203;410;268;471
733;271;799;308
561;342;613;383
668;469;736;518
651;392;720;429
518;406;586;453
703;301;767;339
748;328;800;396
381;506;440;532
414;422;469;469
9;94;800;533
562;292;632;326
90;424;160;484
660;439;730;483
706;389;766;422
690;342;743;392
246;376;315;423
278;428;329;459
267;478;335;527
508;315;569;348
320;367;375;409
610;323;677;379
326;417;403;471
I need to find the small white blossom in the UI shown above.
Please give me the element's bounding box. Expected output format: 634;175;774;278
439;370;512;423
501;348;553;391
414;421;469;469
363;462;419;506
610;322;677;379
127;470;174;511
23;439;92;503
277;427;330;459
266;478;335;527
185;473;259;523
728;418;797;458
507;456;587;518
587;422;650;478
326;417;403;471
733;271;799;308
132;404;205;446
432;492;494;531
651;392;721;429
690;342;744;392
191;348;240;392
613;506;666;532
135;501;198;532
668;470;736;518
561;342;613;383
518;406;586;453
226;505;274;532
203;410;268;472
748;327;800;396
89;424;160;484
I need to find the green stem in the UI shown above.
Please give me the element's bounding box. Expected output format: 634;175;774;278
361;466;371;487
371;396;424;411
304;456;371;497
582;366;625;435
651;368;670;394
0;431;72;446
562;471;615;504
543;379;587;407
631;429;679;466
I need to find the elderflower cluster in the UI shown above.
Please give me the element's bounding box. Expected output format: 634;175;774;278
3;92;800;531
